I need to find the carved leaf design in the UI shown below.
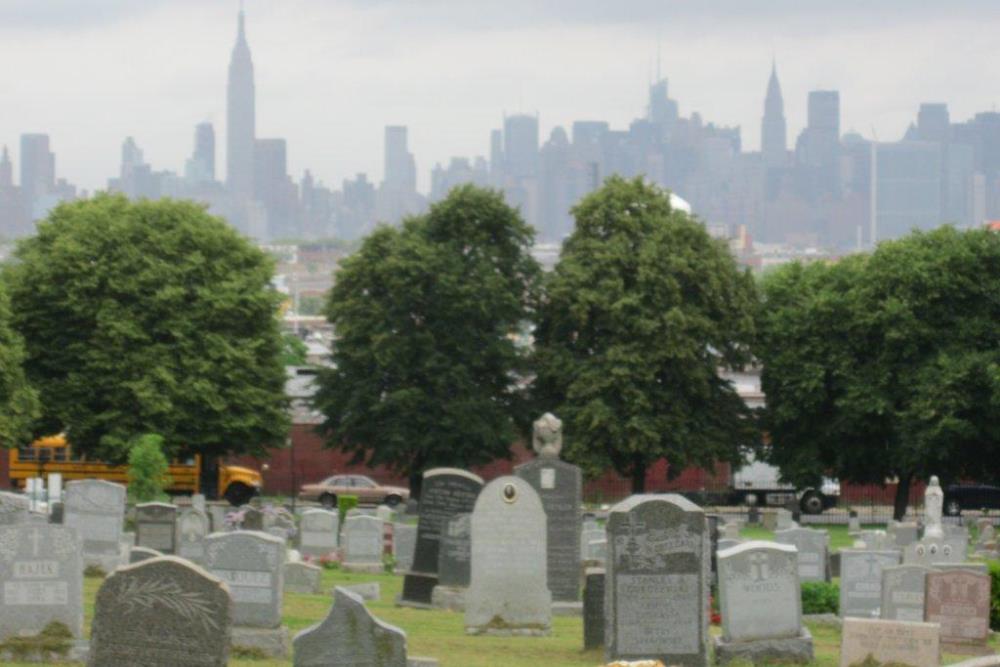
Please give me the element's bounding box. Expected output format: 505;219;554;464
114;576;221;633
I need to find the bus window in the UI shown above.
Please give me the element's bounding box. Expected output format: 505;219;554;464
18;447;36;462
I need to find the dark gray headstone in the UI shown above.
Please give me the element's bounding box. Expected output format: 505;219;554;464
49;501;64;524
605;494;709;667
135;502;178;555
0;523;83;640
203;531;285;628
514;457;582;602
437;513;471;588
401;468;482;605
129;546;162;564
293;587;406;667
241;505;264;531
88;556;231;667
583;568;605;650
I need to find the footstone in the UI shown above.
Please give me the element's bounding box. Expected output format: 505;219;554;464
342;515;385;573
293;587;406;667
284;561;322;594
401;468;482;606
129;546;162;563
604;494;709;667
464;477;551;636
514;413;582;603
63;480;126;571
583;568;605;650
88;556;232;667
880;564;934;622
297;509;338;559
925;569;991;651
839;617;940;667
839;549;901;618
177;507;209;564
775;527;829;583
203;531;285;628
0;523;83;640
135;502;177;554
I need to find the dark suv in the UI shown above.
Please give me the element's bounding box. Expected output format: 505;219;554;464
943;484;1000;516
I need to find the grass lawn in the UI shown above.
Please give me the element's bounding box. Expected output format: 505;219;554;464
740;524;885;551
8;555;997;666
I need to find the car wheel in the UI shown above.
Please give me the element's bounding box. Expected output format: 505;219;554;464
319;493;337;509
945;499;962;516
800;491;824;515
384;494;402;508
224;483;255;507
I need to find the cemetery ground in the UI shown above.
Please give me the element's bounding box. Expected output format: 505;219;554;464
8;539;999;667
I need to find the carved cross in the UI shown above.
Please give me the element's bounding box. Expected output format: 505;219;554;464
749;552;770;581
29;527;43;556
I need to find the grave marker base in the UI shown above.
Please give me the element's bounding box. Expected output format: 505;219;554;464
713;628;814;665
552;601;583;617
231;626;289;659
430;585;466;612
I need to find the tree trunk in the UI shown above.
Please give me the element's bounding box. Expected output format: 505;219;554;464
408;471;423;501
200;457;220;501
631;457;647;494
893;473;912;521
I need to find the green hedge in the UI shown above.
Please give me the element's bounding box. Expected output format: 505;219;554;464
338;495;359;526
989;560;1000;630
801;581;839;614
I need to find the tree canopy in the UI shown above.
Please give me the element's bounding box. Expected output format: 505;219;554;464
0;279;38;446
532;176;759;491
7;195;289;473
314;185;541;494
755;226;1000;518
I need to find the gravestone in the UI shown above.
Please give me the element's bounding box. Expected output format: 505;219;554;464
401;468;483;606
838;549;901;618
342;515;385;573
888;521;920;548
284;561;322;594
775;508;795;530
392;523;417;573
848;511;861;533
293;587;406;667
191;493;207;513
904;536;964;566
63;479;126;570
774;527;829;582
135;502;178;555
0;490;29;525
715;541;812;665
241;505;264;531
880;564;934;622
925;569;991;651
586;538;607;566
604;494;709;667
514;412;582;604
465;477;551;636
431;513;471;611
129;546;162;563
583;568;605;650
203;531;284;628
177;507;210;564
376;505;396;523
581;526;605;561
206;502;229;533
839;618;940;667
341;581;380;601
0;524;83;640
88;556;232;667
49;501;64;524
297;509;338;559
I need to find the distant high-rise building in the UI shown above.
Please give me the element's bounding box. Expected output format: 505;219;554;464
0;146;12;188
19;133;55;206
503;114;539;180
186;122;216;183
227;8;255;198
916;103;950;143
121;137;144;175
761;62;787;167
254;138;299;239
795;90;841;198
383;126;416;192
648;78;679;140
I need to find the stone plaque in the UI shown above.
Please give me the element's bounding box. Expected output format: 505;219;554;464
177;508;210;563
839;549;901;618
583;568;605;650
718;541;801;642
464;477;551;635
136;502;178;555
203;531;284;628
63;479;126;562
437;513;471;588
342;515;384;568
284;561;322;594
392;523;417;572
925;569;990;647
515;456;583;602
839;618;939;667
0;524;83;640
880;564;933;623
297;509;338;559
888;522;919;548
88;556;231;667
293;587;406;667
401;468;482;605
774;527;829;583
605;494;709;667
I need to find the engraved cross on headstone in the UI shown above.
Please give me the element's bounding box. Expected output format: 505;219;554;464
749;552;770;581
864;553;880;577
29;527;42;556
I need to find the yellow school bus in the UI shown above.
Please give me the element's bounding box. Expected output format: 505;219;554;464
8;434;263;505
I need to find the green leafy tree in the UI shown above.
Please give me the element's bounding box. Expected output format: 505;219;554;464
0;280;39;446
281;333;309;366
314;185;541;495
533;176;759;492
756;226;1000;519
127;433;172;502
7;195;289;496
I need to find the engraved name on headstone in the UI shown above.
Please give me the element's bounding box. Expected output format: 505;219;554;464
925;569;990;649
839;618;939;667
437;513;471;588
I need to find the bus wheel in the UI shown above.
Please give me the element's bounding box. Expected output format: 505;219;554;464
224;483;255;507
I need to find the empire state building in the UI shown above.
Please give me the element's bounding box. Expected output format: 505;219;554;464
227;8;255;198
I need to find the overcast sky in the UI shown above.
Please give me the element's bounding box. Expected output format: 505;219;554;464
2;1;999;192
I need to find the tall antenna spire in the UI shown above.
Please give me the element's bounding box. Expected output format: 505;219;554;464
238;0;246;40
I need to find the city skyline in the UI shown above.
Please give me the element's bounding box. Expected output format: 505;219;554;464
2;2;999;192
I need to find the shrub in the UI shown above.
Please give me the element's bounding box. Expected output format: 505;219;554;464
801;581;839;614
989;560;1000;630
126;434;172;502
338;494;359;525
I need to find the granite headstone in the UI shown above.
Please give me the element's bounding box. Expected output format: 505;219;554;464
293;587;406;667
925;569;991;650
284;561;322;594
839;618;940;667
297;509;339;559
63;479;126;569
436;513;471;588
203;531;285;628
342;515;385;573
774;526;829;583
135;502;178;555
839;549;902;618
583;567;605;650
177;507;210;564
880;564;934;623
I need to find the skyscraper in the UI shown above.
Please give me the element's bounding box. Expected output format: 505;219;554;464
187;122;216;183
796;90;841;197
761;62;787;167
0;146;12;188
227;8;255;198
503;114;539;180
19;134;55;208
383;126;416;192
